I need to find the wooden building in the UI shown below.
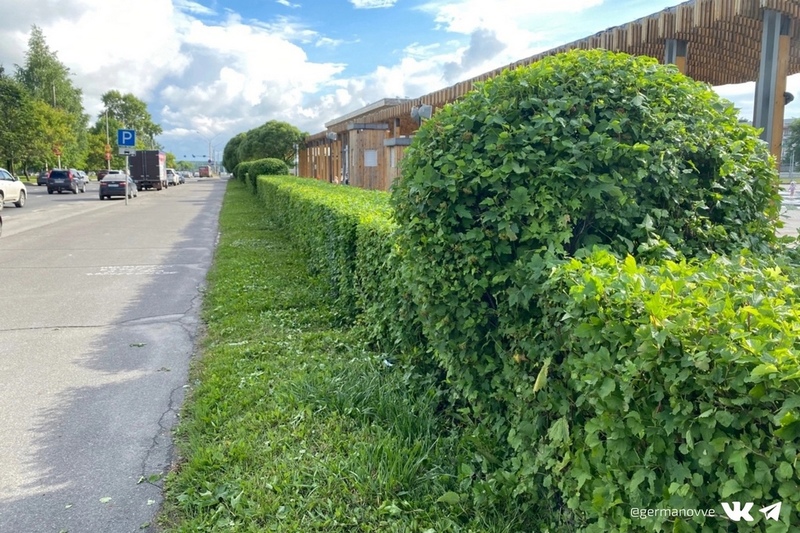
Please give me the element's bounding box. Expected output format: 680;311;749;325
300;0;800;190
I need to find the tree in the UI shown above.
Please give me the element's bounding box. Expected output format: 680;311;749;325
237;121;305;164
223;132;246;174
0;77;36;172
85;131;111;171
23;99;73;171
15;25;89;168
165;152;176;168
87;114;129;170
99;90;162;149
783;118;800;168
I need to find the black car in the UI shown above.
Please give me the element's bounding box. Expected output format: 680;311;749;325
47;169;87;194
99;174;138;200
37;171;49;186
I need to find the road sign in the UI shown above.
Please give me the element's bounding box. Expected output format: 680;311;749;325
119;147;136;156
53;146;62;156
117;129;136;146
104;152;112;161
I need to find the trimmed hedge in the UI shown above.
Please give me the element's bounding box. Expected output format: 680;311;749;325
234;160;252;183
249;49;799;532
255;176;395;325
496;249;800;531
238;158;289;192
253;176;800;531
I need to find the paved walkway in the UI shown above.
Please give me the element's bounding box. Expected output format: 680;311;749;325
778;189;800;237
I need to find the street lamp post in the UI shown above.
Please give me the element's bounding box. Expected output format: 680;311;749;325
195;130;221;174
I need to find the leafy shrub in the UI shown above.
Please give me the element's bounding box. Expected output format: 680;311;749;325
239;158;289;193
389;48;790;529
497;250;800;531
250;157;288;178
235;160;253;185
390;47;783;422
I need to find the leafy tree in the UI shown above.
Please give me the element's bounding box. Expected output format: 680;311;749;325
166;152;176;168
237;121;305;164
88;114;128;170
783;117;800;168
100;90;162;148
0;76;36;172
223;132;246;174
22;99;73;171
15;25;89;168
85;131;111;171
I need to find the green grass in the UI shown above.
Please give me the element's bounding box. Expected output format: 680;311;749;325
158;180;536;532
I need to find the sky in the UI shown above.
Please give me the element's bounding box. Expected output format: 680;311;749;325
0;0;798;162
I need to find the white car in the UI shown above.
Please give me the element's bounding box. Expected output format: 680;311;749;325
0;168;27;210
166;168;180;186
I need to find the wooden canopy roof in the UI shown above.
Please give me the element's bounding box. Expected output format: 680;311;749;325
307;0;800;142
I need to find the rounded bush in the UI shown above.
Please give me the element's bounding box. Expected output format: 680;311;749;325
250;157;289;177
390;49;784;522
394;49;780;264
238;158;289;192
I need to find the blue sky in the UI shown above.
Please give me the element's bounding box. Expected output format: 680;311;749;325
0;0;795;162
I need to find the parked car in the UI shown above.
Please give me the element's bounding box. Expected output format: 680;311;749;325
37;171;49;186
0;167;28;210
166;168;180;186
97;169;125;181
99;174;138;200
47;168;87;194
178;173;185;184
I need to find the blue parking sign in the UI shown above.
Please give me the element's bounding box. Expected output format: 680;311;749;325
117;129;136;146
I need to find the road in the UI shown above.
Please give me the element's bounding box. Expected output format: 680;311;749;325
0;177;225;532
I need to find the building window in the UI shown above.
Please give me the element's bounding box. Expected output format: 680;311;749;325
364;150;378;167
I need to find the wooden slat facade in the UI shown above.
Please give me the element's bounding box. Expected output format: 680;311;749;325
300;0;800;190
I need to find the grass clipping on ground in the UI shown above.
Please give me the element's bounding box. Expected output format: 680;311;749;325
158;180;523;532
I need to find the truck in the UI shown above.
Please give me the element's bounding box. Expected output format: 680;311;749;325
128;150;168;190
198;165;211;178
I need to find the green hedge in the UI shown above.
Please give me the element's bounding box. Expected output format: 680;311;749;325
234;160;252;183
256;176;396;326
249;49;799;531
493;249;800;531
236;158;290;192
253;174;800;531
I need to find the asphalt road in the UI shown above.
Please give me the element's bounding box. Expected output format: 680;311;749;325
0;177;225;532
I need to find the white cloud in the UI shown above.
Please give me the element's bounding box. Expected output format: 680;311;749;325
315;37;346;48
174;0;217;15
276;0;301;7
350;0;398;8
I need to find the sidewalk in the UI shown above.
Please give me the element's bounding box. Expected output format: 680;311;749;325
778;189;800;237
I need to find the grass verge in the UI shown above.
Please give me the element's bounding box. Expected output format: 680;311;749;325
158;180;535;532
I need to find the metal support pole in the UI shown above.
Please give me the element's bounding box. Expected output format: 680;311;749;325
125;155;129;206
753;9;791;165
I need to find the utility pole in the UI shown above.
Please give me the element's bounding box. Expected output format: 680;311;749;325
105;109;111;170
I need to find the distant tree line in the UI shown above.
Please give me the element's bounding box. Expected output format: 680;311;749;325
222;120;307;177
0;25;164;175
